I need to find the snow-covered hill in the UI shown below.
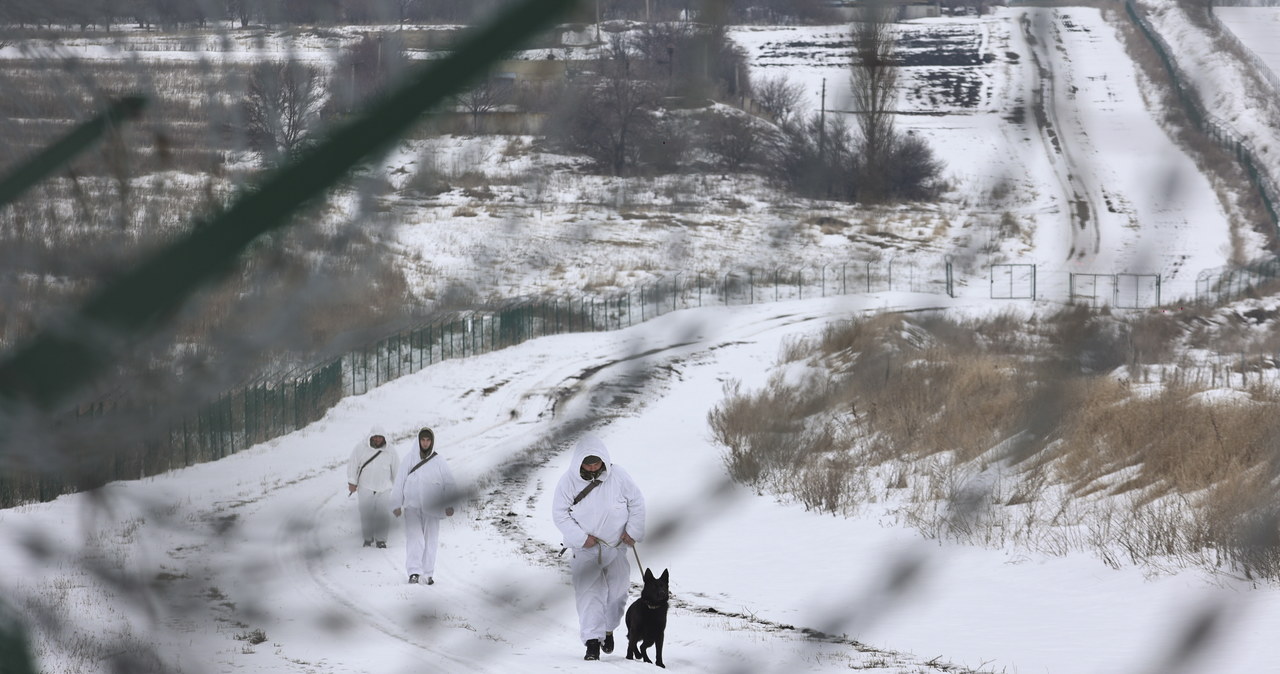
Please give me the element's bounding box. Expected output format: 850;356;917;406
5;5;1280;674
11;293;1280;674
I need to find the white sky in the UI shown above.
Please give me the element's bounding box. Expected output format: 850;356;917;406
5;5;1280;674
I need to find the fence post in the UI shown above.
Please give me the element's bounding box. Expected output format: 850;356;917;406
944;257;954;298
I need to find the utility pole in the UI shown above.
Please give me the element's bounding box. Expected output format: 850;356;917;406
819;77;826;161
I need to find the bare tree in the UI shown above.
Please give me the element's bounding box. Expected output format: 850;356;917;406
770;110;857;200
394;0;422;25
752;73;805;123
704;108;760;171
244;61;326;162
552;33;660;176
882;132;943;200
327;33;409;118
850;0;899;201
456;77;514;134
225;0;252;27
632;19;751;101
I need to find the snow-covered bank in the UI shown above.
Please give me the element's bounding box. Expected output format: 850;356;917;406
6;294;1280;674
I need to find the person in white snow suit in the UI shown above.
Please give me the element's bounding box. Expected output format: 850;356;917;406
551;434;646;662
391;427;458;585
346;426;398;548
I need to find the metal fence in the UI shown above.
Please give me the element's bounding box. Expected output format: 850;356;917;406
992;264;1037;300
1207;4;1280;102
1127;0;1280;230
1196;258;1280;304
4;259;942;507
14;251;1280;507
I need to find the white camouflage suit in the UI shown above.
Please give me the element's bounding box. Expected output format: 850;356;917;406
552;435;646;645
390;434;459;579
346;425;398;545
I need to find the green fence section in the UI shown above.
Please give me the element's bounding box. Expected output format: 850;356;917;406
7;260;944;508
0;0;580;517
13;244;1280;507
1196;259;1280;305
9;245;1280;507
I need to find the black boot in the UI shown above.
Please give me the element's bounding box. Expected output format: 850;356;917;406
363;539;373;547
601;632;614;654
584;639;600;661
408;574;420;584
375;540;387;549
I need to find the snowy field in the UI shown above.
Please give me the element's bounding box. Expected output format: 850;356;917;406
5;4;1280;674
393;6;1264;307
0;7;1265;308
378;7;1266;311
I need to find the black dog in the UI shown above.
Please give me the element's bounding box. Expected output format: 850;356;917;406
625;568;670;668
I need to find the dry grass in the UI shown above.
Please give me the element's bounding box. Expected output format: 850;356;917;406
1055;381;1280;498
709;307;1280;578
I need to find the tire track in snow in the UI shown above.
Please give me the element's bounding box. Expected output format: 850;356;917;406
1022;8;1103;262
251;305;982;672
471;308;988;674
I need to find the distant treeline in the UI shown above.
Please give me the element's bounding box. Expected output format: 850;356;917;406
1212;0;1280;6
0;0;836;31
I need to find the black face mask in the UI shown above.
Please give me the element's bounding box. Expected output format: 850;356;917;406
370;436;386;448
580;464;605;481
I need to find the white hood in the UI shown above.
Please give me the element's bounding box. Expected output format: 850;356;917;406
570;434;613;480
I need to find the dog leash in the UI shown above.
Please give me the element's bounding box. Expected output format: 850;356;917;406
558;535;645;571
581;537;645;568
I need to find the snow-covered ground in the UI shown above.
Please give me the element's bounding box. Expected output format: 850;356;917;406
1136;0;1280;222
7;292;1280;674
1;290;1275;674
5;5;1280;674
380;8;1264;310
0;8;1265;305
1215;6;1280;80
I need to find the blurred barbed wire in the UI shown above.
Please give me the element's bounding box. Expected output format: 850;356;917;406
2;0;1278;672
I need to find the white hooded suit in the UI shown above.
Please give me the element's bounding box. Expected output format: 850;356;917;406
346;425;398;545
391;439;459;579
552;435;646;645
